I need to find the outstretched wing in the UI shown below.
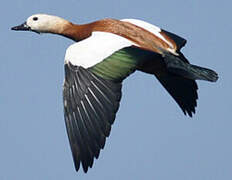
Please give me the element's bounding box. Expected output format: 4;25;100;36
63;63;122;172
63;30;156;172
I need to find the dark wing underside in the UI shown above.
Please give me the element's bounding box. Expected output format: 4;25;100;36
155;73;198;117
154;51;199;117
136;47;199;117
63;63;122;172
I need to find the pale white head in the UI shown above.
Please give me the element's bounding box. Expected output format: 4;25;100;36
11;14;70;34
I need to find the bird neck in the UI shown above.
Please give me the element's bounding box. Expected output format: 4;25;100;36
58;19;123;42
60;23;93;42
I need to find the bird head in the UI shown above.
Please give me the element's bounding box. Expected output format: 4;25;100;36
11;14;69;34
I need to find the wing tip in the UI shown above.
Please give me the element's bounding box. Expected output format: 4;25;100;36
74;159;81;172
181;99;197;117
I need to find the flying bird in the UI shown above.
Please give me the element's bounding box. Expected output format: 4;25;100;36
11;14;218;173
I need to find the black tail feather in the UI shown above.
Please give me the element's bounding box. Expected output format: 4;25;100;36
163;53;218;82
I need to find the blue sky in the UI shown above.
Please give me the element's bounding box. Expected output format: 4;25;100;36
1;0;231;179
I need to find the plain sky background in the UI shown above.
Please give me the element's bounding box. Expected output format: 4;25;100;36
0;0;231;179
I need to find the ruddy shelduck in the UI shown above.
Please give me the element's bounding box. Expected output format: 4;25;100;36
12;14;218;173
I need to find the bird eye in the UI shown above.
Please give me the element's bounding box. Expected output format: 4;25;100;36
33;17;38;21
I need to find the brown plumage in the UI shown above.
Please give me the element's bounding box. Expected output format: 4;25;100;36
61;18;176;54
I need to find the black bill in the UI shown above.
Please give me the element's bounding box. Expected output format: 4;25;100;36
11;22;31;31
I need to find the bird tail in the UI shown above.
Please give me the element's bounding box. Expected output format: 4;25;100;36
163;53;218;82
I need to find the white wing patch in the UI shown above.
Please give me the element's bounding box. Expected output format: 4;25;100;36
65;32;135;68
121;19;174;48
